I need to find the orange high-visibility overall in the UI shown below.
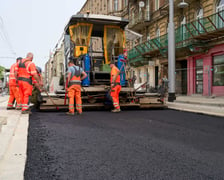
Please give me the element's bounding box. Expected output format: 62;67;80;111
110;66;121;109
67;67;82;114
7;63;21;108
17;59;37;112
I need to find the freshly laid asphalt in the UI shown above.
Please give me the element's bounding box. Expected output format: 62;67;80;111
24;109;224;180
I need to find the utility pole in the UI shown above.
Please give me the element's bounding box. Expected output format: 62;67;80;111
168;0;176;102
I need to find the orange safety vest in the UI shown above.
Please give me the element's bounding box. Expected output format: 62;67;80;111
69;66;81;86
110;66;120;83
9;63;18;86
18;59;33;85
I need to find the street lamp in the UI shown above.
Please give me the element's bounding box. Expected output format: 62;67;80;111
178;0;189;9
168;0;188;102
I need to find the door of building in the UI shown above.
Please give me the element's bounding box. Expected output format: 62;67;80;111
195;59;203;94
155;66;158;88
181;60;187;94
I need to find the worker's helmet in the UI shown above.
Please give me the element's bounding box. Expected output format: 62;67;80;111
36;66;42;74
16;57;22;62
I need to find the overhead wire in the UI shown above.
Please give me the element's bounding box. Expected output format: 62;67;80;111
0;16;17;57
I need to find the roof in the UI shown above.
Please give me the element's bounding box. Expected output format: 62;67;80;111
64;14;129;35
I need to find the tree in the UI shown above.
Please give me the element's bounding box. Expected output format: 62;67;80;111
0;66;5;80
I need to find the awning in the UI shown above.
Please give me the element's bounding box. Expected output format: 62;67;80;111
125;28;143;41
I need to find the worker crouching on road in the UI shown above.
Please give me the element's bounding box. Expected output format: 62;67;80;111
16;53;42;114
30;66;43;108
66;58;87;116
7;57;22;110
110;61;121;113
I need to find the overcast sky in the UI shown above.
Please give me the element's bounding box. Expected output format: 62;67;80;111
0;0;86;70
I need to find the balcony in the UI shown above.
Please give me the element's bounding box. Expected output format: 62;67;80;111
128;9;224;66
128;10;150;31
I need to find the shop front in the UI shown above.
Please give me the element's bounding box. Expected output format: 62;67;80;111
187;44;224;96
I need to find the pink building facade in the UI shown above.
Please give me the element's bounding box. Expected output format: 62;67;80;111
187;44;224;96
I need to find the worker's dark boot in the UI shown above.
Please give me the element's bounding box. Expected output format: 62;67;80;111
111;109;121;113
76;111;82;115
7;106;15;110
21;110;32;115
16;107;22;110
66;112;74;116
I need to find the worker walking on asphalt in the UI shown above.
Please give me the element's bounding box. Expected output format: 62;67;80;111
16;52;42;114
110;61;121;112
7;57;22;110
66;57;87;115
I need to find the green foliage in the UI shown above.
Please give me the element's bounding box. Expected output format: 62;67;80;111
0;66;5;80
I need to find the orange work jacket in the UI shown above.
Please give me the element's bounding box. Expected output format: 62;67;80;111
17;58;37;85
9;63;18;86
110;66;120;83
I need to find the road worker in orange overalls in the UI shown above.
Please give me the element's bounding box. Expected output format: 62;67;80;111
7;57;22;110
16;53;42;114
110;61;121;113
66;58;87;115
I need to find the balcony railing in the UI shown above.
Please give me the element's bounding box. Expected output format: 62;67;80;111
128;9;224;64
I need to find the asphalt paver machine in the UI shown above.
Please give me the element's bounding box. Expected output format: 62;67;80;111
38;14;166;110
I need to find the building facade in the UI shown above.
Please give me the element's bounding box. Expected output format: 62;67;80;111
80;0;129;17
77;0;224;96
44;36;65;91
128;0;224;96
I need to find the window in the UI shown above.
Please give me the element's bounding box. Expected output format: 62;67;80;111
180;16;187;42
156;28;160;37
217;0;224;11
139;4;143;20
124;0;128;7
196;8;204;33
195;59;203;93
145;68;149;83
155;28;160;47
131;9;135;25
197;8;203;19
147;34;151;48
145;0;150;20
138;69;142;83
114;0;118;11
216;0;224;28
213;55;224;86
155;0;160;11
108;0;112;12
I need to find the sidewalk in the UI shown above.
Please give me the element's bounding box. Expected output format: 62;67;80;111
166;95;224;117
0;95;29;180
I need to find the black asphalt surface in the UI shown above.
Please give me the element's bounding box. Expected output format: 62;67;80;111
24;109;224;180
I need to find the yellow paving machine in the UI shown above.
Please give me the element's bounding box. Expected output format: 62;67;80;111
37;14;166;110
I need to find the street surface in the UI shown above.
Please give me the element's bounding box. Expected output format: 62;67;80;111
24;109;224;180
